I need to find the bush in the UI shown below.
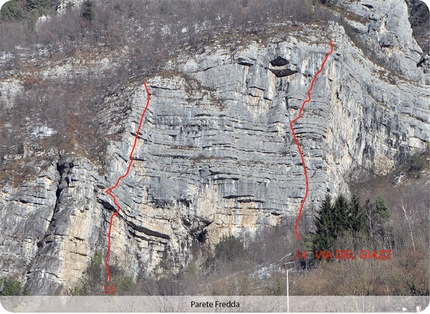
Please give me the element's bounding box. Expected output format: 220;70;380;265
0;278;23;296
407;151;427;172
69;251;140;295
25;0;59;16
114;276;136;295
81;0;94;21
215;235;245;263
69;251;103;295
87;251;103;287
0;0;24;22
0;0;59;26
318;0;337;7
69;280;88;296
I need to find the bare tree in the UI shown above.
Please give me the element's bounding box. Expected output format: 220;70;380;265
398;198;416;250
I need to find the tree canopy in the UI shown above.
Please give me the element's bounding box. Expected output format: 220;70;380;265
305;193;392;255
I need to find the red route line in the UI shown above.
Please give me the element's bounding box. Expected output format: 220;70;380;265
105;82;151;282
291;41;334;241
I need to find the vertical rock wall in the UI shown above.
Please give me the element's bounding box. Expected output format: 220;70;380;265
0;0;428;295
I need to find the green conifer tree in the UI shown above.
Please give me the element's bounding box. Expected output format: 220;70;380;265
308;193;392;261
333;194;350;235
82;0;94;21
0;1;24;22
375;195;390;221
313;194;335;250
349;194;365;233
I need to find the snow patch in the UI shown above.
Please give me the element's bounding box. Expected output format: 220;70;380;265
0;79;24;109
31;126;57;138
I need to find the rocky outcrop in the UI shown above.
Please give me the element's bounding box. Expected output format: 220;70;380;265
0;155;107;294
0;0;428;295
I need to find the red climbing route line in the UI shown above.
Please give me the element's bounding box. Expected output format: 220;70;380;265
291;41;334;241
105;82;151;282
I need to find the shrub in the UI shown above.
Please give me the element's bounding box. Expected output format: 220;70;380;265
0;0;59;28
183;262;199;278
69;251;139;295
69;280;88;296
81;0;94;21
0;0;24;22
0;278;23;296
264;272;285;296
318;0;337;7
407;151;427;172
87;251;103;287
215;235;244;263
114;276;136;295
69;250;103;295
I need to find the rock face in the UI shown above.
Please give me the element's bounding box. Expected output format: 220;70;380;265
0;0;428;295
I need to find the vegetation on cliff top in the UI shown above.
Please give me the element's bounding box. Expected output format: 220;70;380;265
0;0;427;186
0;0;336;184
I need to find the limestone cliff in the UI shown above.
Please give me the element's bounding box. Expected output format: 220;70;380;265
0;0;428;295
